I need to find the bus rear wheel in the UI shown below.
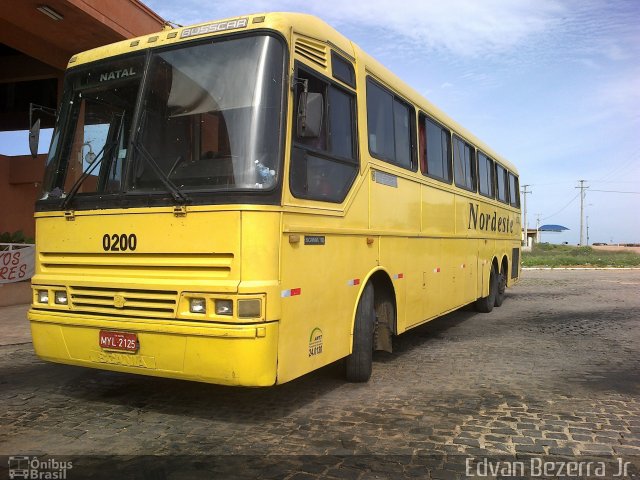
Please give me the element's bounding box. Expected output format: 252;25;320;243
345;282;375;382
475;266;497;313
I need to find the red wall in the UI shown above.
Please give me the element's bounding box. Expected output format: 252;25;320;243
0;154;46;239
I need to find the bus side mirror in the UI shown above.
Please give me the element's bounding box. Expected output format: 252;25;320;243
297;92;323;138
29;118;41;158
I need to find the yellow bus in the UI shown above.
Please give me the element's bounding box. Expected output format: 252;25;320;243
28;12;521;386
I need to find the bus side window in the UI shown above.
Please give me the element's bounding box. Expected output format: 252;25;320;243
496;164;508;203
290;68;358;203
508;172;520;207
421;115;451;183
453;135;476;192
366;78;414;170
418;121;426;173
478;152;495;198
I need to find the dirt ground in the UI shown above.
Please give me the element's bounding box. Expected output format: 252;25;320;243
592;245;640;254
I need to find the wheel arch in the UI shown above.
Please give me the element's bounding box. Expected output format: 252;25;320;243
349;267;397;336
501;254;509;277
492;256;500;273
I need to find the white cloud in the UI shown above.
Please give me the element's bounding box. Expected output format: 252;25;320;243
147;0;564;56
594;70;640;122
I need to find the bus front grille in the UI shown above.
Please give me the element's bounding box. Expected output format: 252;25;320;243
39;252;234;279
69;286;178;318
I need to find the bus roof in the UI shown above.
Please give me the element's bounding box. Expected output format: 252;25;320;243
67;12;517;175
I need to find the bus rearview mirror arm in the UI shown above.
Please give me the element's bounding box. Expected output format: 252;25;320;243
28;102;57;158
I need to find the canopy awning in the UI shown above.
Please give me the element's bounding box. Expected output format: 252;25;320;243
539;224;570;232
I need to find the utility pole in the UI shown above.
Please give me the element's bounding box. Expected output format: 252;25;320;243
521;185;531;246
576;180;588;246
586;216;590;246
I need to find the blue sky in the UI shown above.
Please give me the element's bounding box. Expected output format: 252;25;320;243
3;0;638;243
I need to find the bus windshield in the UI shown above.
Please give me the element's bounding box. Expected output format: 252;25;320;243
40;34;285;207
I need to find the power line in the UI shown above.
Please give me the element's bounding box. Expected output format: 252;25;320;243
590;189;640;194
542;192;580;221
595;155;638;183
592;181;638;184
529;181;574;187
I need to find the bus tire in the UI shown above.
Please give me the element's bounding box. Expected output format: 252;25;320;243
475;266;497;313
345;282;375;382
494;266;507;307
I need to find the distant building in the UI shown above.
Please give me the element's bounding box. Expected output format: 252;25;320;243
522;228;539;247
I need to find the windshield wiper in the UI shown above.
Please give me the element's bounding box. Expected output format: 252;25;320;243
131;137;190;204
128;105;190;204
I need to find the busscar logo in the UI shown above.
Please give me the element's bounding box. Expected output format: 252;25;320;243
180;18;249;39
308;327;323;357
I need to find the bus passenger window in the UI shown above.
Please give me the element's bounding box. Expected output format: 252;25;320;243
496;164;508;203
366;79;414;170
422;116;451;182
366;80;394;161
418;122;426;173
393;100;412;168
478;152;495;198
453;135;475;191
509;172;520;207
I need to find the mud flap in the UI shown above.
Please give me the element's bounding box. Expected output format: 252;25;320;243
374;301;393;353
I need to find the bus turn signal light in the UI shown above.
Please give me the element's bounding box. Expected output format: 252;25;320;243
238;299;261;318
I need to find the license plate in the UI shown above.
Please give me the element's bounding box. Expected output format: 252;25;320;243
99;330;138;352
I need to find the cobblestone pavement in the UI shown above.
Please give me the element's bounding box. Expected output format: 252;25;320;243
1;270;639;479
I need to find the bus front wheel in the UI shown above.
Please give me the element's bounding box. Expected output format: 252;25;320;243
345;282;375;382
475;266;497;313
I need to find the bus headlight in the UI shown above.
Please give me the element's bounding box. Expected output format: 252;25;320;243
54;291;68;305
189;298;206;314
238;299;261;318
215;299;233;316
37;290;49;304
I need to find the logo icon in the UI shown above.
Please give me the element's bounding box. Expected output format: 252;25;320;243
308;327;323;357
113;294;126;308
8;456;73;478
8;456;30;479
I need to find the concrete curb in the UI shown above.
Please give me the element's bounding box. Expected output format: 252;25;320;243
523;267;640;270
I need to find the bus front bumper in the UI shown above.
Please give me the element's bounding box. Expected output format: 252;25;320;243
28;309;278;386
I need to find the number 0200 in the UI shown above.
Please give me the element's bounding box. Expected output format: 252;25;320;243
102;233;137;252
